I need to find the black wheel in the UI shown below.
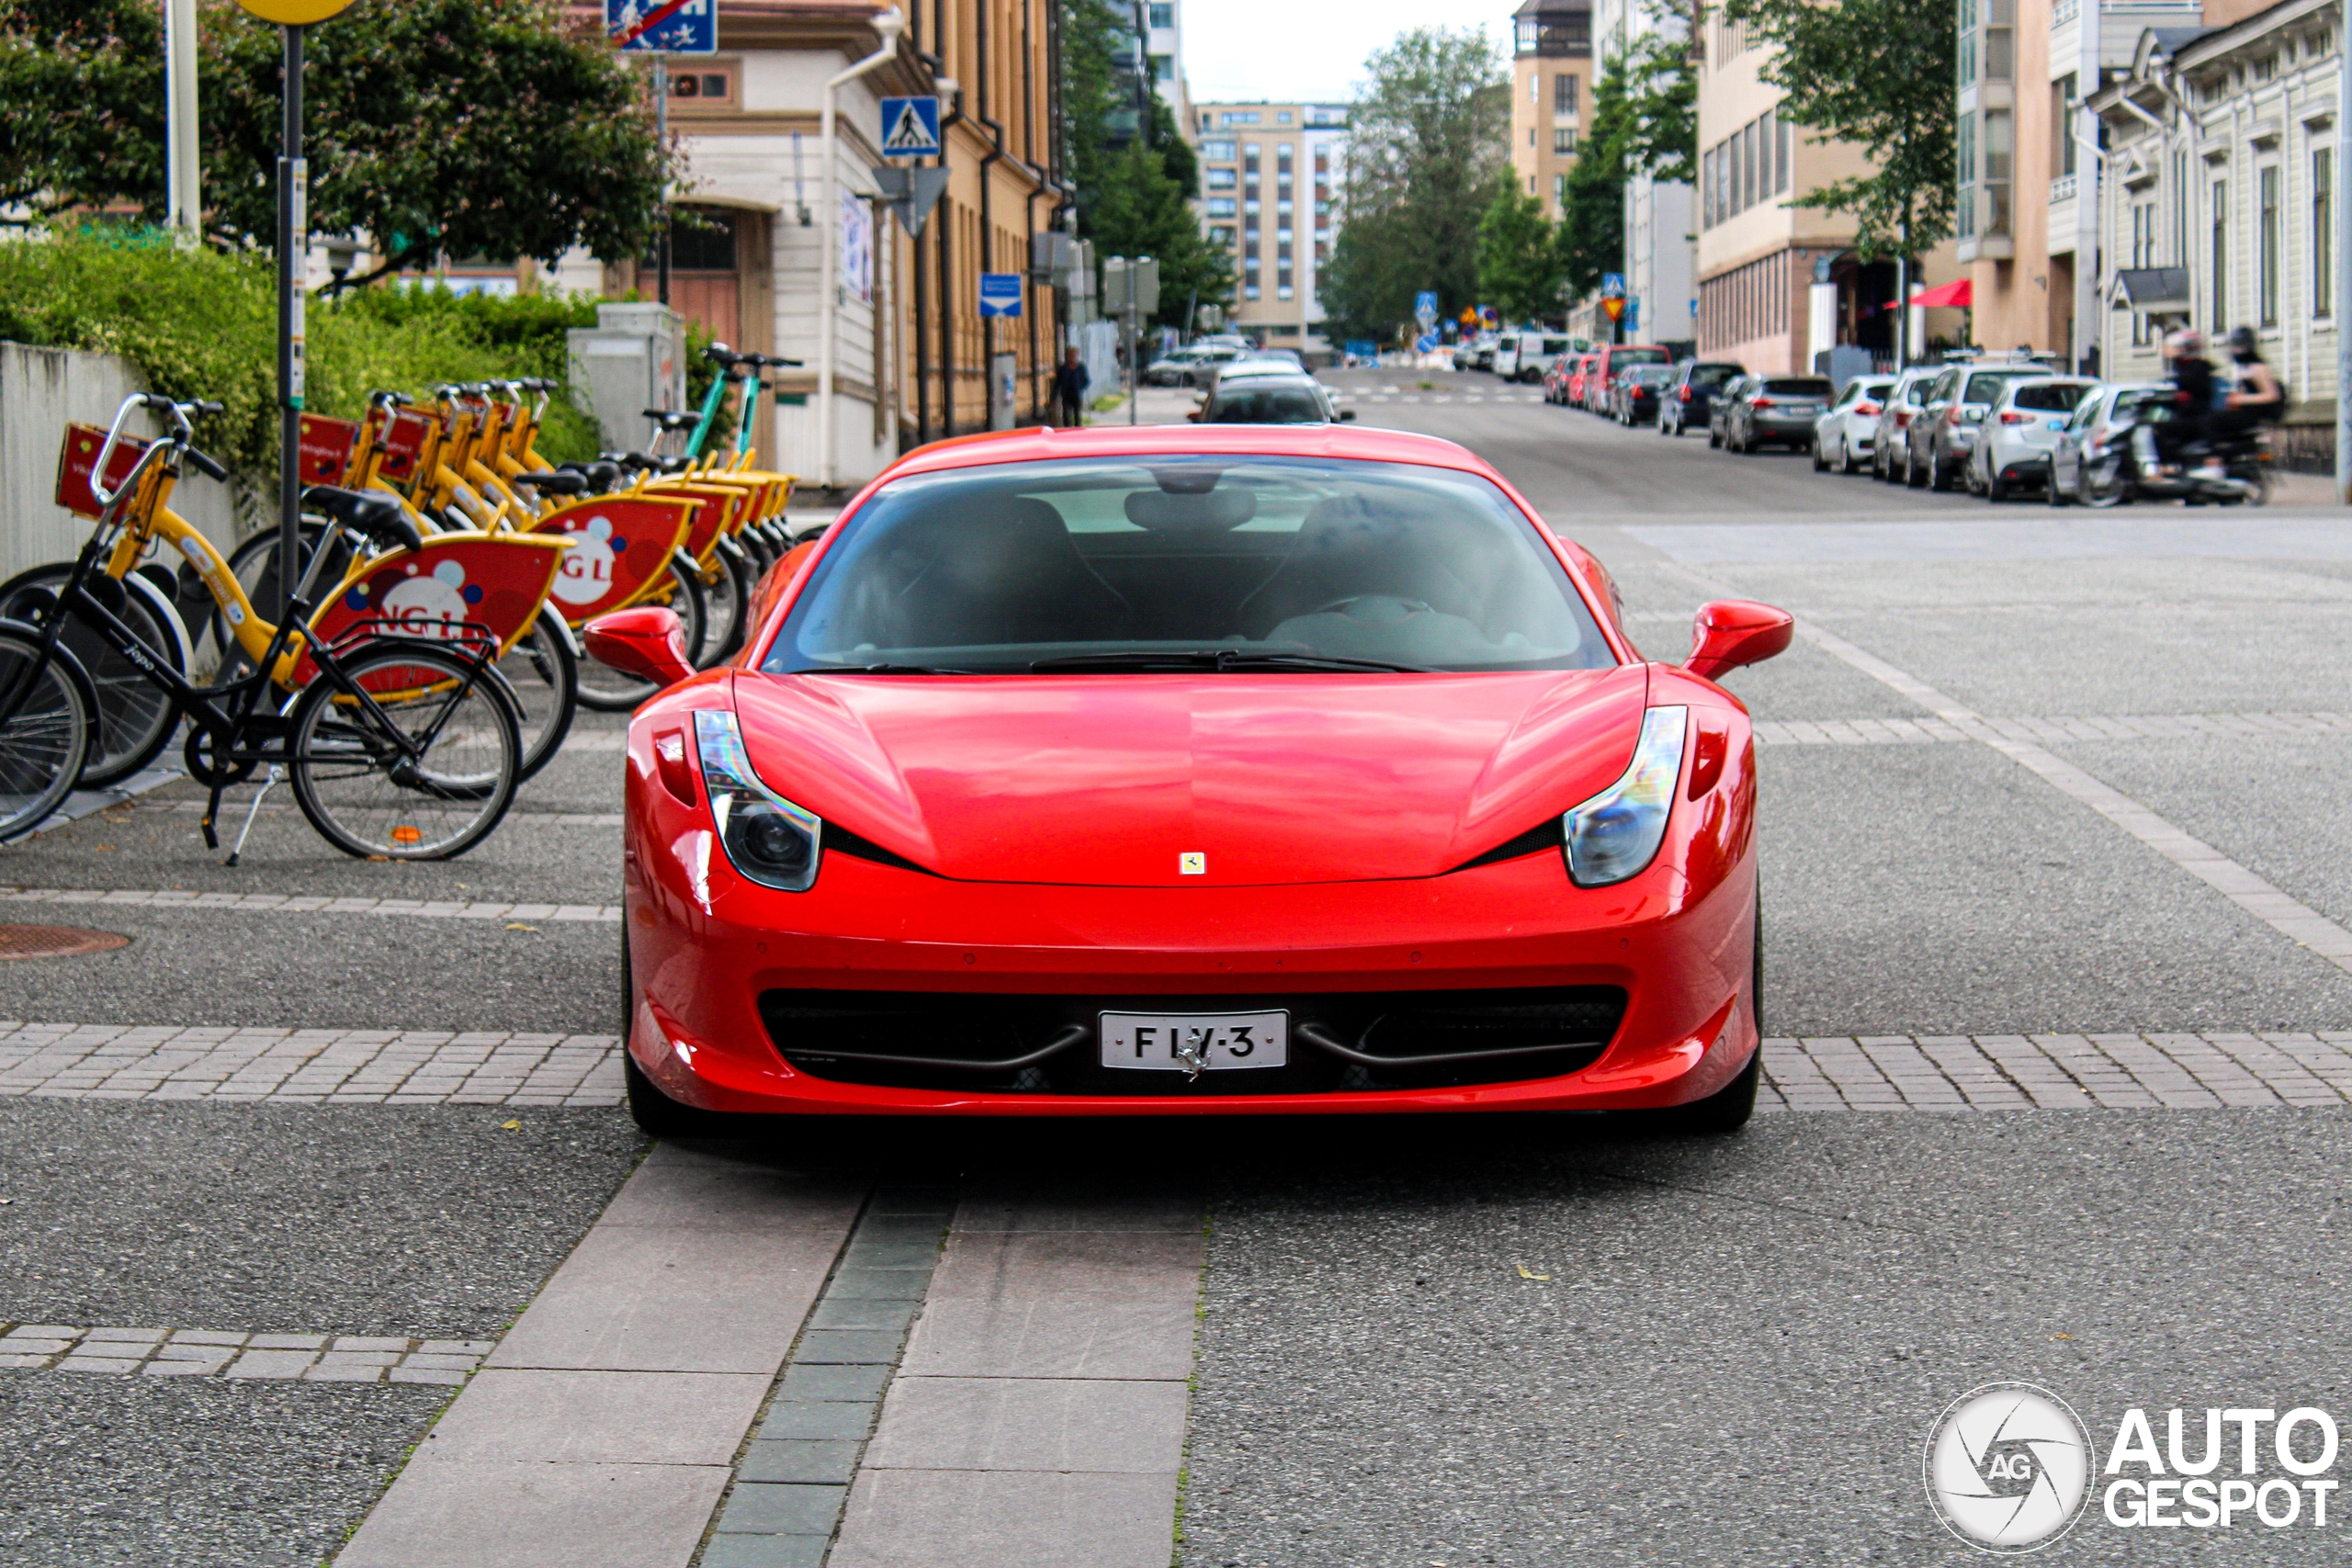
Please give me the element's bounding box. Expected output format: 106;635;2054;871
1904;446;1927;488
0;565;187;787
2080;456;2131;508
1928;448;1954;491
2046;466;2071;507
695;544;752;669
1985;467;2007;502
0;625;96;842
576;557;707;712
1812;437;1829;471
1708;424;1721;448
496;616;579;783
220;522;348;663
287;638;522;860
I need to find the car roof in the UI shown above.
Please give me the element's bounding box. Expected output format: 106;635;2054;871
1212;373;1319;392
1216;360;1311;381
880;422;1505;486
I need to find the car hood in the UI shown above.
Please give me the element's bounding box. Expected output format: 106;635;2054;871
733;664;1652;886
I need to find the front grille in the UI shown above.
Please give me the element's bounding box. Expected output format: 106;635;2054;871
758;987;1627;1096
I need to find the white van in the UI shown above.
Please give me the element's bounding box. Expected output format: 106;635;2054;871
1493;333;1575;384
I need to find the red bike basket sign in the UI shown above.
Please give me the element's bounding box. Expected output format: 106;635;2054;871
55;423;151;519
299;414;360;486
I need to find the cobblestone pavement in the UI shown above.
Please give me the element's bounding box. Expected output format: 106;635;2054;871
0;1323;491;1383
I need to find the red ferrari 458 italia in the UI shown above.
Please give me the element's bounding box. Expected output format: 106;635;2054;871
589;423;1792;1134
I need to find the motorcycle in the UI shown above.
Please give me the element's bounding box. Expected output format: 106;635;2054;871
2079;420;2272;508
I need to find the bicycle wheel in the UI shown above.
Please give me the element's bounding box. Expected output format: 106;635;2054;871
696;545;751;669
219;523;345;664
576;558;707;712
286;639;521;860
0;626;96;842
0;565;187;786
496;615;579;782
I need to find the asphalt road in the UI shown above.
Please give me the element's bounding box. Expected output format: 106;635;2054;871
6;363;2351;1565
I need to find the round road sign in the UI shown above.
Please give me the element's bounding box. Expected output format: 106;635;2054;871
232;0;360;22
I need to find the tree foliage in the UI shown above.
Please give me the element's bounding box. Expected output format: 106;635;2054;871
1058;0;1229;331
1476;186;1566;326
1618;16;1698;186
1556;54;1631;299
1317;27;1509;344
0;0;672;283
1718;0;1957;257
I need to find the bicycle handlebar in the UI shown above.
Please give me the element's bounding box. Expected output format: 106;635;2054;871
185;447;230;482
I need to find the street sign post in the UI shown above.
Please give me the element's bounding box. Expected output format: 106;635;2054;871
880;96;942;159
871;164;949;235
978;273;1023;319
1600;274;1626;340
233;0;356;626
1103;256;1159;426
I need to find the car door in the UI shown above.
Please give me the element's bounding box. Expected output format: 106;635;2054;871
2052;388;2100;490
1914;370;1958;464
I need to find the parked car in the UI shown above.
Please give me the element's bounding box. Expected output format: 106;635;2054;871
2047;382;2171;505
1454;332;1499;371
1721;375;1835;454
1964;377;2101;500
1707;375;1755;446
609;423;1792;1136
1145;344;1245;387
1585;344;1676;413
1196;372;1351;424
1611;364;1678;426
1866;368;1942;480
1558;353;1602;407
1900;359;2055;491
1499;333;1577;385
1811;376;1897;473
1660;360;1745;437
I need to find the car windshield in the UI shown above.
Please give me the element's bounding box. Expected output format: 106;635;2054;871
1688;364;1741;388
1963;370;2043;402
770;455;1614;676
1207;387;1328;423
1625;367;1674;386
1611;348;1670;366
1761;378;1832;396
2013;382;2093;412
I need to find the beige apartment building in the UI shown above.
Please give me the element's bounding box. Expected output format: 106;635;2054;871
1695;10;1961;370
1956;0;2202;364
1192;103;1350;351
1510;0;1594;219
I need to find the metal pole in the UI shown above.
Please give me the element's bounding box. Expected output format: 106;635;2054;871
819;15;904;488
164;0;200;243
278;25;307;627
654;56;672;307
2337;32;2351;503
1126;295;1137;424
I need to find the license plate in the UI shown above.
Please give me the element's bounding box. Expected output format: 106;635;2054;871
1100;1011;1286;1072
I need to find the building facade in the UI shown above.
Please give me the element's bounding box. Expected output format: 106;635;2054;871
1595;0;1696;343
1511;0;1595;219
2089;0;2341;433
1694;7;1961;370
1191;103;1350;350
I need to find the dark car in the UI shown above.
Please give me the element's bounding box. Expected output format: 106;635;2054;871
1612;364;1677;426
1585;344;1675;414
1707;374;1754;446
1195;373;1350;424
1664;360;1746;438
1723;375;1835;454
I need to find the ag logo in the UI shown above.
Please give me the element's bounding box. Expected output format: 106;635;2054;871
1925;1382;2091;1552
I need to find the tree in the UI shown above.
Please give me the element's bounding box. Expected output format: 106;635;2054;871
1555;53;1631;299
1059;0;1230;331
0;0;672;283
1717;0;1957;259
1317;27;1509;344
1618;12;1697;186
1476;186;1565;325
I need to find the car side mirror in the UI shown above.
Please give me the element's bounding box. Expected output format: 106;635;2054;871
582;606;694;689
1337;408;1356;421
1684;599;1793;681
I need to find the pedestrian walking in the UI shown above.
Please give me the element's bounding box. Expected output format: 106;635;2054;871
1053;346;1091;427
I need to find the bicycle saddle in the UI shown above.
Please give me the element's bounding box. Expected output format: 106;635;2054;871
521;469;589;496
641;409;699;432
303;486;424;553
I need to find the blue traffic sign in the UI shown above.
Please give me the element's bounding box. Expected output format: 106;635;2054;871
881;96;942;159
607;0;715;53
1415;290;1439;313
1415;333;1439;353
978;272;1023;318
1600;272;1626;299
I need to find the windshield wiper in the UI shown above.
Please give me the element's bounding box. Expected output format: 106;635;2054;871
788;662;978;675
1028;649;1438;674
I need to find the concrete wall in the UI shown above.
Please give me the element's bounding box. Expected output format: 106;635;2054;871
0;342;243;585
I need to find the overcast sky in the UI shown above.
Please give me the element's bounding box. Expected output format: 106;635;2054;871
1180;1;1507;106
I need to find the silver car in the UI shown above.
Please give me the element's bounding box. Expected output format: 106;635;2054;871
1868;368;1942;481
1813;376;1897;474
1901;363;2055;491
2046;382;2174;507
1965;377;2100;501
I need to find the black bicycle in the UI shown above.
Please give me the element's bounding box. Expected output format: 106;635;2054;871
0;395;522;860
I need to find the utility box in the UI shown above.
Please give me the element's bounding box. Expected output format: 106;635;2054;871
565;302;686;454
989;351;1019;431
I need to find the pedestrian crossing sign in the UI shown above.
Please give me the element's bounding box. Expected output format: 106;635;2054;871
881;96;942;159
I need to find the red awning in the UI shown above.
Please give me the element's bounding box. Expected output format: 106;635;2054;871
1909;278;1973;309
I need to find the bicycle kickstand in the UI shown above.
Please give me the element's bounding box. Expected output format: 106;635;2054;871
200;780;225;851
223;765;283;868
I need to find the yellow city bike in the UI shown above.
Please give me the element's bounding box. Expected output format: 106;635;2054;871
0;396;523;859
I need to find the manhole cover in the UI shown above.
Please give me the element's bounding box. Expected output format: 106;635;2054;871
0;925;130;960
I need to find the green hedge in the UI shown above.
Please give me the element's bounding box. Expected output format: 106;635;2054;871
0;226;626;483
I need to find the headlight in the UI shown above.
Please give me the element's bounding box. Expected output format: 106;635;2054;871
694;709;822;892
1561;706;1687;887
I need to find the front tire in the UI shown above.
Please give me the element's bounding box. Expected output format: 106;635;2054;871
0;625;96;841
0;565;187;787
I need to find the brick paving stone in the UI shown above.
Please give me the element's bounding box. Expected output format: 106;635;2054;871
388;1366;468;1386
58;1357;141;1374
226;1349;319;1378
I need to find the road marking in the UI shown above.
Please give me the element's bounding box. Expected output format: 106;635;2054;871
0;1322;489;1383
1657;561;2352;977
0;886;622;921
0;1022;622;1105
1752;710;2352;746
1758;1031;2352;1111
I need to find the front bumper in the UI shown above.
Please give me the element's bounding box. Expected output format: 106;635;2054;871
624;803;1758;1119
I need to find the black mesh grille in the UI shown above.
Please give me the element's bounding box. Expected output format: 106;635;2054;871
758;986;1627;1096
